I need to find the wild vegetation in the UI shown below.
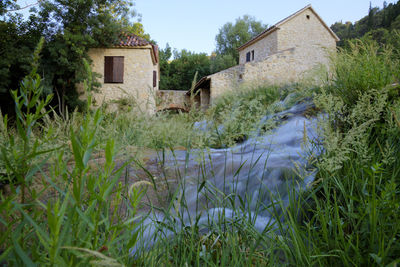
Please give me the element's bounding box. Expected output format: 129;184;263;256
331;1;400;47
0;0;148;114
1;35;400;265
159;15;266;90
1;1;400;266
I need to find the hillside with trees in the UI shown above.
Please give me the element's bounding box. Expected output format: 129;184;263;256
331;1;400;46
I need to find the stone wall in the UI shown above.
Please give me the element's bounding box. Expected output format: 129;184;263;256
80;47;159;114
209;8;336;105
277;8;336;71
208;65;243;102
200;88;210;110
238;8;336;67
239;30;278;64
156;90;189;111
208;47;326;103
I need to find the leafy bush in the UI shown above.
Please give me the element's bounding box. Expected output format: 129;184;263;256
330;39;400;107
136;39;400;266
0;41;145;266
299;38;400;265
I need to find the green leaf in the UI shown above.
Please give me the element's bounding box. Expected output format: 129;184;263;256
19;208;51;246
370;253;382;265
70;129;84;170
386;258;400;267
12;232;37;267
127;230;139;250
75;204;96;231
82;146;93;167
105;139;115;167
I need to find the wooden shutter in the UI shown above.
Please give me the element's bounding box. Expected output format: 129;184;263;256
113;56;124;83
104;56;113;83
246;52;250;62
104;56;124;83
153;71;157;88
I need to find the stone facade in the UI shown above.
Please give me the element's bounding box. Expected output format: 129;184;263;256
239;30;278;64
80;35;159;114
193;5;339;107
157;90;189;111
208;49;302;103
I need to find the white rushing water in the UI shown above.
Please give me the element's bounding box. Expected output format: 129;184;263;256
131;96;322;254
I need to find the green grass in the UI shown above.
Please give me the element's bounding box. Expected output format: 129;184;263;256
1;37;400;266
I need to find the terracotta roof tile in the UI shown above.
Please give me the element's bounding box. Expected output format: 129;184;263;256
114;33;159;64
117;33;151;47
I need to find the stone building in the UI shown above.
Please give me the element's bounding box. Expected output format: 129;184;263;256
192;5;339;110
83;34;160;114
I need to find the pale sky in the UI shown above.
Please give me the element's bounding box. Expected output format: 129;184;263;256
15;0;398;54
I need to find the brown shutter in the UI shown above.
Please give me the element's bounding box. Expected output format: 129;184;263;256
153;70;157;88
246;52;250;62
113;56;124;83
104;56;113;83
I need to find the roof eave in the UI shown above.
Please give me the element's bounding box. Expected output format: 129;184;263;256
237;26;278;51
307;6;340;42
188;76;210;95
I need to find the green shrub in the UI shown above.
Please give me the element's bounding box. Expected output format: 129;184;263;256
0;42;145;266
300;38;400;266
331;39;400;107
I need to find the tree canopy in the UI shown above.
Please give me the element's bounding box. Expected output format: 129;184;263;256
215;15;267;62
0;0;148;114
160;48;211;91
331;1;400;47
159;15;266;91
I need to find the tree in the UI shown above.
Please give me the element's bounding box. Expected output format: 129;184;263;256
210;53;236;74
330;1;400;47
159;43;172;90
123;22;153;42
161;49;211;91
32;0;138;114
215;15;267;62
0;11;43;114
0;0;17;16
0;0;151;115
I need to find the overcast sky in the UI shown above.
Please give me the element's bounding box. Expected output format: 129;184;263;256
15;0;397;54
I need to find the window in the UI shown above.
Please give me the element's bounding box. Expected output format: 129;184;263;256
104;56;124;83
306;15;310;20
153;71;157;88
246;51;255;62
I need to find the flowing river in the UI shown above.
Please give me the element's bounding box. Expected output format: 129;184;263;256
132;95;322;254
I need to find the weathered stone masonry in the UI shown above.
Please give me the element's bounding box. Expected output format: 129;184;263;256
80;34;160;114
192;5;339;107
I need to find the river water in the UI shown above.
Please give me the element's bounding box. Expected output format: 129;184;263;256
132;96;322;254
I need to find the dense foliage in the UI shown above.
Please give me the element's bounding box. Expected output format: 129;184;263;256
215;15;267;63
159;48;211;91
331;1;400;46
159;15;266;91
1;3;400;266
1;32;400;265
0;0;148;115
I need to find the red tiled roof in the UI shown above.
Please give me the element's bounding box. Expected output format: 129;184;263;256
117;33;152;47
115;33;159;64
